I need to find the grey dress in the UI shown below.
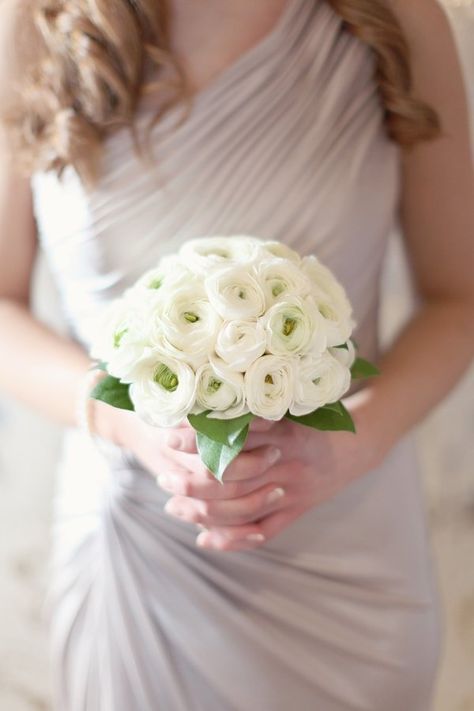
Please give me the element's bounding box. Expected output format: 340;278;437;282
31;0;443;708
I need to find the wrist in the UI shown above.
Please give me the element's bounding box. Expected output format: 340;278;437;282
75;366;136;448
343;384;399;468
90;397;138;448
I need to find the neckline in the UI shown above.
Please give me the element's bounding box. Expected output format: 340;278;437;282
189;0;304;106
138;0;304;117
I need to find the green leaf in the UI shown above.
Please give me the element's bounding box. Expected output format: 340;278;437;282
90;375;134;411
286;401;356;433
188;411;254;447
94;361;108;372
196;426;249;483
320;401;346;414
350;357;380;379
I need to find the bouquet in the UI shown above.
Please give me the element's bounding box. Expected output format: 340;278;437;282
90;236;379;481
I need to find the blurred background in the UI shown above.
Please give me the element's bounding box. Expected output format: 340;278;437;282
0;2;473;710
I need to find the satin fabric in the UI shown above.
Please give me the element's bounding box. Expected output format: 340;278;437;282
31;0;442;708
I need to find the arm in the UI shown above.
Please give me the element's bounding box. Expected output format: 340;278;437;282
0;0;120;440
0;141;119;439
345;0;474;452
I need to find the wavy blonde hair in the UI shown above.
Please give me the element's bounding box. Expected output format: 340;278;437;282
3;0;441;190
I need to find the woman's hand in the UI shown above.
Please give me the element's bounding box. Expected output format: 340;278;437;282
100;403;283;508
157;396;390;552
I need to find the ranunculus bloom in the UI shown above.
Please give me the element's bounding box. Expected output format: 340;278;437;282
205;265;266;320
290;351;351;416
129;350;197;428
244;355;295;420
215;319;267;372
195;357;247;419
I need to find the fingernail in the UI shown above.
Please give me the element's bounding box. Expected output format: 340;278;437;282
157;474;170;488
245;533;265;542
265;487;285;505
267;447;282;466
164;500;183;516
166;433;183;450
196;532;212;547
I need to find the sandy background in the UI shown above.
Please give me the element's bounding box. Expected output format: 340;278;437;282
0;3;473;710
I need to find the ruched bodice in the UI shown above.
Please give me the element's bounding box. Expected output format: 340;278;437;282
30;3;442;710
31;0;399;364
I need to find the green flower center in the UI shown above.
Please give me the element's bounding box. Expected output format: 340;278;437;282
312;377;321;386
153;363;179;392
271;282;286;298
282;316;297;337
207;377;222;394
148;277;163;289
265;374;274;385
183;311;199;323
113;328;128;348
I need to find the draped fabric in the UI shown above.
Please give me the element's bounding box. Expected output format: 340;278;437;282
31;1;442;708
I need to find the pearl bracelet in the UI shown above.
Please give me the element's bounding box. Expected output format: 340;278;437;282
75;365;106;440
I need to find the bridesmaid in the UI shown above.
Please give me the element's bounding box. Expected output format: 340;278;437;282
0;1;473;710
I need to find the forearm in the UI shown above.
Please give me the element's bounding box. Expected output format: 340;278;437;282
0;298;117;439
345;297;474;459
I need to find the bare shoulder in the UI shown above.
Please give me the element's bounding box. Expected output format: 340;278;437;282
0;0;42;104
386;0;465;109
385;0;474;304
387;0;452;37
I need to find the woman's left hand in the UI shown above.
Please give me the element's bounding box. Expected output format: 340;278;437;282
158;399;389;552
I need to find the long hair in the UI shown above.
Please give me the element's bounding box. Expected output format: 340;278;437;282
2;0;441;190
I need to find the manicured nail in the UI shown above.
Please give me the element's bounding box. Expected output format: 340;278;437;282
265;487;285;505
166;433;183;450
164;500;183;516
157;474;170;488
245;533;265;542
267;447;282;466
196;532;212;547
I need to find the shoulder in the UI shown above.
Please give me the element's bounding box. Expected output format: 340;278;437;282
0;0;42;106
387;0;451;28
386;0;459;65
386;0;469;144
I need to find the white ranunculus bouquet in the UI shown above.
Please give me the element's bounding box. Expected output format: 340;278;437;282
90;236;379;481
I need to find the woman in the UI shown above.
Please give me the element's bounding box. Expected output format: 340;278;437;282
0;0;473;709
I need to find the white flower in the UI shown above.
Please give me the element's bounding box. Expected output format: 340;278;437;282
215;319;267;372
262;295;327;357
257;257;312;307
89;295;154;381
244;355;295;420
128;349;197;427
148;283;222;369
329;339;356;368
179;235;263;274
195;357;247;419
289;351;351;417
301;255;356;347
205;265;266;320
134;256;191;294
259;241;301;264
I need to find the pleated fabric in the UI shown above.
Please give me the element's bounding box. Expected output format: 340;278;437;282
31;0;443;709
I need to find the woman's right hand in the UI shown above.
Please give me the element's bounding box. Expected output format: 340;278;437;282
95;400;283;513
94;399;202;482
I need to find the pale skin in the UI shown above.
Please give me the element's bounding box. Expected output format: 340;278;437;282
0;0;473;552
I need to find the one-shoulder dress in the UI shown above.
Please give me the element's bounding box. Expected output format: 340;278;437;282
30;1;443;709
